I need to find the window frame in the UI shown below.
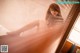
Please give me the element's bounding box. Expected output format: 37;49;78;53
56;3;80;53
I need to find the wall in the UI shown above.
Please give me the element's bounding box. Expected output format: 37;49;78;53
0;0;71;31
0;0;52;31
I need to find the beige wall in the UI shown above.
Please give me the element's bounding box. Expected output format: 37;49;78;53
0;0;52;31
0;0;71;31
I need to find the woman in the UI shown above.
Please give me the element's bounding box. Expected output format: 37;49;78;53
8;3;63;36
7;3;65;53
